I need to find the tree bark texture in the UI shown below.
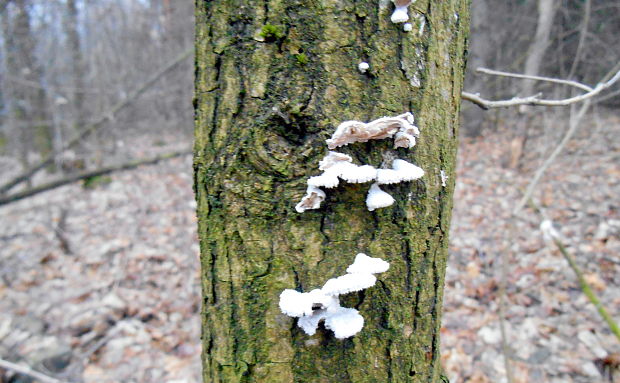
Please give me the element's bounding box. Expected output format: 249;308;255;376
194;0;469;382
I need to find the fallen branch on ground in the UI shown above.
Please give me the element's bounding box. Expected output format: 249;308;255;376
0;149;191;207
0;47;193;195
0;358;66;383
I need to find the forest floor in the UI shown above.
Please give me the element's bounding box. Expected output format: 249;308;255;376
1;111;619;383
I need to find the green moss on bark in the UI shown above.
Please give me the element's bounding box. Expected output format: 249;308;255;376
195;0;469;381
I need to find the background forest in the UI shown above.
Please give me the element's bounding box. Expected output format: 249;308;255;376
1;0;619;382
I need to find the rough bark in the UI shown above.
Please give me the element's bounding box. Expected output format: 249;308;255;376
194;0;469;382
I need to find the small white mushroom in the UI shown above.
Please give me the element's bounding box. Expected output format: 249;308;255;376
324;307;364;339
338;164;378;184
391;159;425;181
295;185;326;213
376;159;424;184
403;23;413;32
346;253;390;274
297;309;327;336
322;273;378;296
307;172;340;189
358;62;370;73
391;0;413;23
366;183;395;211
279;289;314;317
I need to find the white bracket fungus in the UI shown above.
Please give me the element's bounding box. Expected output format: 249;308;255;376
366;183;395;211
297;153;424;212
391;0;414;24
326;112;419;150
295;113;425;213
295;185;326;213
376;159;424;185
279;253;389;339
358;62;370;73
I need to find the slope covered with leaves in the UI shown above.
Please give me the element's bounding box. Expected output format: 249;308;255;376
1;111;619;382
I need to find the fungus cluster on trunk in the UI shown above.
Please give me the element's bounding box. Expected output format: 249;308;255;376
281;0;425;341
279;253;390;339
295;112;424;213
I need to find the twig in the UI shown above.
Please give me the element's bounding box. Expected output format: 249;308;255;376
513;101;590;214
0;149;191;206
498;244;515;383
552;238;620;343
0;47;193;195
53;208;72;255
526;199;620;343
462;65;620;109
79;324;124;362
0;358;66;383
512;63;620;214
476;67;594;92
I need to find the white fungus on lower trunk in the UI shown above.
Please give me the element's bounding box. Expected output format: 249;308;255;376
366;183;395;211
279;253;389;339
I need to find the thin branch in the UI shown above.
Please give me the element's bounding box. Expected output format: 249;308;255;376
462;65;620;109
476;67;594;92
513;101;590;214
553;238;620;343
0;149;191;206
0;47;193;195
498;247;515;383
4;74;119;95
595;87;620;104
526;200;620;344
0;358;66;383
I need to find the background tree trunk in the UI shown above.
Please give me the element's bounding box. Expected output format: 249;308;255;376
64;0;87;132
521;0;557;97
2;0;52;174
194;0;469;381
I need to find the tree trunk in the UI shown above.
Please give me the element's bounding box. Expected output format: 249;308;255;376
194;0;469;381
65;0;87;131
521;0;556;97
2;0;52;168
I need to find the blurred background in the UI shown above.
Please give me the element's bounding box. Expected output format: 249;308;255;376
0;1;619;382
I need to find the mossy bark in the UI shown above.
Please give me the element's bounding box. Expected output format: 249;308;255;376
194;0;469;382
